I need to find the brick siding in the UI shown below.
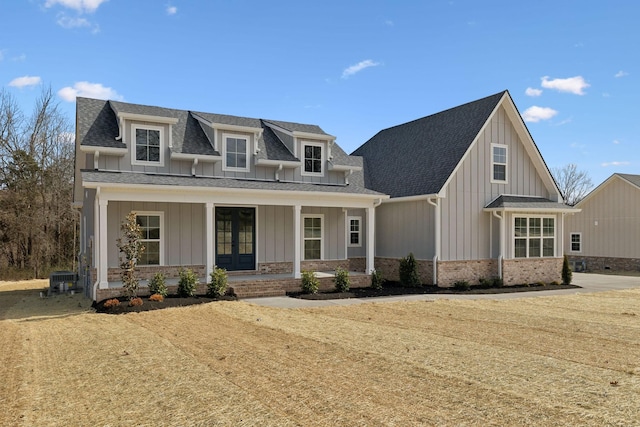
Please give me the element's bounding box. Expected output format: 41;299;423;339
437;259;498;287
502;258;563;285
374;257;433;285
567;255;640;272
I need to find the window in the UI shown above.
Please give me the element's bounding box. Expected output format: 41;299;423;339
514;216;555;258
302;215;323;260
132;125;163;166
570;233;582;253
136;213;163;265
223;134;250;172
348;216;361;247
491;143;508;183
302;142;323;176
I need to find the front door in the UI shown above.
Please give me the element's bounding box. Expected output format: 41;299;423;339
216;207;256;271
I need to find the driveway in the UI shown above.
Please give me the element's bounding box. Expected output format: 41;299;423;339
246;272;640;308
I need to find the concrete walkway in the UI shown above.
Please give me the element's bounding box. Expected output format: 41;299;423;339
244;272;640;309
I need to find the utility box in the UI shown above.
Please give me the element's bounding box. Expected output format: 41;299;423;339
49;271;78;294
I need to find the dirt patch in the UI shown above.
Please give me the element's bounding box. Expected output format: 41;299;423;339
289;282;581;300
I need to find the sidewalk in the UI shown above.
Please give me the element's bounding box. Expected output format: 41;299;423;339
244;272;640;309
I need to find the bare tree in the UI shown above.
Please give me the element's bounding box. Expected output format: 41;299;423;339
551;163;593;206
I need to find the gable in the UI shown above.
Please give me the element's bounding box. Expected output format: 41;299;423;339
575;173;640;209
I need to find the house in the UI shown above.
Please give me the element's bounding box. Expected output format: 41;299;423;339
73;98;386;301
352;90;578;286
564;173;640;271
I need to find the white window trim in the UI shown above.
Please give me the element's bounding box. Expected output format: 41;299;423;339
302;214;324;260
301;141;325;177
222;133;251;172
491;143;508;184
570;232;582;253
512;215;556;259
131;124;165;167
347;216;362;247
135;211;165;266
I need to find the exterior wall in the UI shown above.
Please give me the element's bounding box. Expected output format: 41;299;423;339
106;201;205;268
374;256;434;285
107;265;205;282
502;258;563;285
346;208;367;258
503;212;563;259
437;259;498;287
375;200;435;259
567;255;640;272
258;205;294;263
564;176;640;259
440;106;550;261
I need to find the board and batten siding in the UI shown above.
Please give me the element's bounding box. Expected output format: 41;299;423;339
106;201;205;268
375;200;435;260
565;176;640;258
346;208;367;258
440;106;550;261
301;207;346;260
257;205;294;263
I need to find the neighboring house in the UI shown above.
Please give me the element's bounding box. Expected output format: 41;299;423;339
73;98;386;301
352;90;578;286
565;173;640;271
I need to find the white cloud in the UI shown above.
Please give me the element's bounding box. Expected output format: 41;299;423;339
57;15;90;28
602;92;610;98
522;106;558;122
58;81;122;101
541;75;590;95
601;161;630;167
341;60;380;79
166;6;177;15
8;75;42;88
12;53;26;61
384;20;394;26
614;70;629;78
613;139;620;144
525;87;542;97
44;0;108;13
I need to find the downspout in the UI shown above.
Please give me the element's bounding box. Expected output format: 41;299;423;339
92;187;100;301
427;197;440;285
492;211;503;279
275;163;283;181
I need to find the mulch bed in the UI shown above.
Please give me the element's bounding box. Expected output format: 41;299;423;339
288;282;582;300
93;294;237;314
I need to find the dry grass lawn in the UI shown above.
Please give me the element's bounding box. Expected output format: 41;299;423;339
1;280;639;426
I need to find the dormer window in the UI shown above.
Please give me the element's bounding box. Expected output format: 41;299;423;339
302;141;324;176
132;124;164;166
491;143;508;183
223;133;250;172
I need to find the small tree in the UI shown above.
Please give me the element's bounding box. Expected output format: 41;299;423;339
207;267;228;298
551;163;593;206
116;212;145;299
148;272;168;297
399;253;421;287
562;255;573;285
301;270;319;294
178;268;198;297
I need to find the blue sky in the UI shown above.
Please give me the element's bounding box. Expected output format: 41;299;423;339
1;0;638;186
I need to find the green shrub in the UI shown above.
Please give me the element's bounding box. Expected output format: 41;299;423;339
370;269;385;290
453;280;470;291
207;267;228;298
301;270;319;294
550;280;560;286
177;268;198;297
492;277;504;288
334;267;350;292
148;273;168;297
478;277;492;289
562;255;572;285
399;253;421;287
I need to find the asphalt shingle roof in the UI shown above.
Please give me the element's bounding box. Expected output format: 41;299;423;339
76;97;123;149
81;170;383;195
351;91;507;198
485;195;573;210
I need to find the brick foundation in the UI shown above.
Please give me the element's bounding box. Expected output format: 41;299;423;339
374;257;433;285
567;255;640;272
258;262;293;274
502;258;563;285
348;257;367;273
437;259;498;287
107;265;205;282
300;259;350;272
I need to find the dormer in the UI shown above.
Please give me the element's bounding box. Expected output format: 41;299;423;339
191;112;262;173
112;107;179;168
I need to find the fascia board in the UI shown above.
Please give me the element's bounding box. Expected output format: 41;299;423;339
170;152;221;162
483;206;581;213
327;163;363;172
79;145;127;155
382;194;438;204
117;112;179;125
255;159;300;168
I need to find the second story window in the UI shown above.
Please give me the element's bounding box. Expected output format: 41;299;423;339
223;134;250;172
302;142;323;176
491;143;508;183
133;125;163;166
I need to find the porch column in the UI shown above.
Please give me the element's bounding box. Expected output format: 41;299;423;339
205;202;214;279
98;198;108;289
293;204;301;278
366;205;375;274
